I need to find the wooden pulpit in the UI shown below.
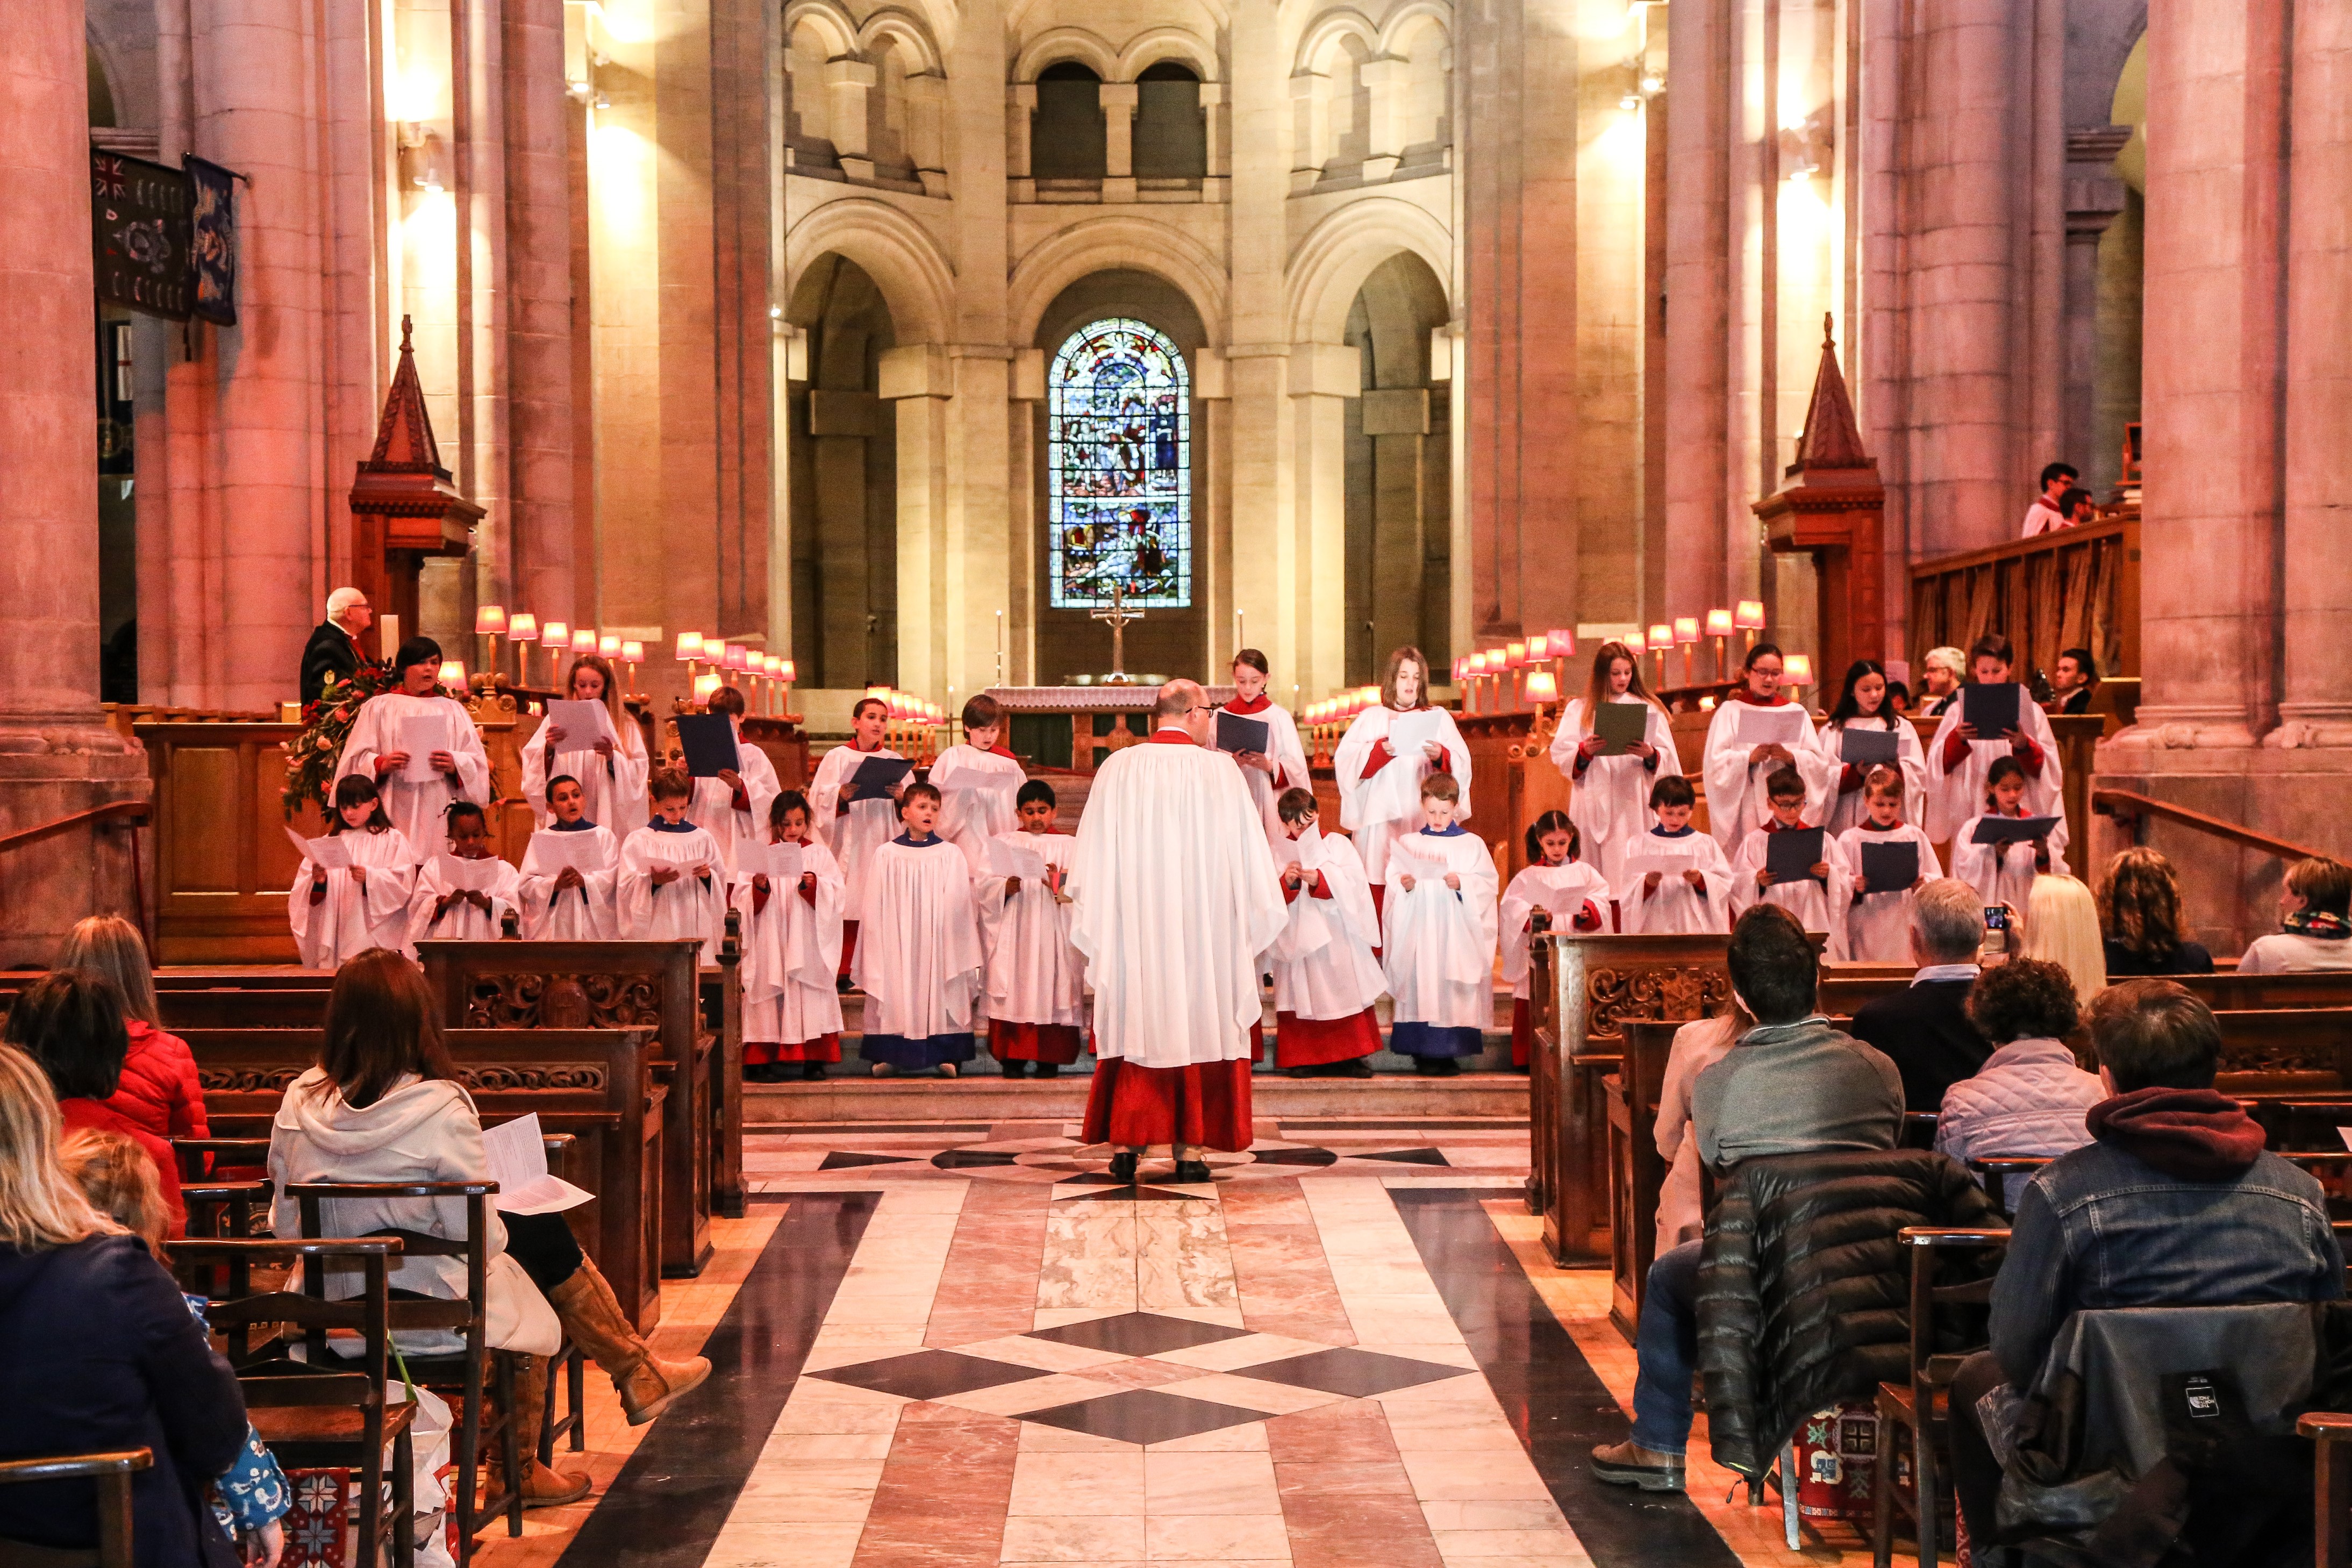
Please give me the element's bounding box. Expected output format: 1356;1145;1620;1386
1754;316;1885;684
349;316;479;640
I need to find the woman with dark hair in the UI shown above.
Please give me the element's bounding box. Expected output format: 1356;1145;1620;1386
1698;641;1833;851
290;772;418;968
329;634;492;849
523;651;649;834
1333;645;1472;912
1935;958;2105;1206
1;969;184;1233
2097;848;2213;976
1819;658;1927;835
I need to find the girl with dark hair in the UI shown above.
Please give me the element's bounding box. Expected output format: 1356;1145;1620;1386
1223;649;1313;845
2097;847;2213;976
1333;646;1473;914
1820;658;1927;835
2;969;185;1234
1499;811;1609;1069
1698;640;1834;852
524;651;650;835
408;798;522;941
1924;632;2063;844
290;772;419;968
1948;754;2070;912
732;790;847;1081
1547;641;1679;887
328;634;493;848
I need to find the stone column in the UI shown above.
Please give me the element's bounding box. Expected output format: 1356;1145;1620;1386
1199;83;1228;201
826;59;877;181
505;0;577;621
1662;0;1729;612
1359;59;1405;181
882;344;952;698
1100;82;1139;202
1007;84;1036;201
2061;127;2131;482
943;349;1012;700
1008;350;1044;684
1290;343;1356;694
1288;73;1328;194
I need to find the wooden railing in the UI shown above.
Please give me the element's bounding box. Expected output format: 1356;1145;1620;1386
1909;517;2138;681
2093;788;2331;864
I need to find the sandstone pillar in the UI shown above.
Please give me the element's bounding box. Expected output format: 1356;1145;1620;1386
1100;83;1139;202
2061;128;2131;478
1662;0;1730;612
505;0;577;623
882;345;951;698
826;60;877;182
1290;343;1354;696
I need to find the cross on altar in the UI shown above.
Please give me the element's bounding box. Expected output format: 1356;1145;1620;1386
1090;582;1145;681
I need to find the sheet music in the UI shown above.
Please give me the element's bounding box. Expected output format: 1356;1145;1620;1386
434;854;504;893
931;756;1021;794
398;713;448;784
526;829;610;875
481;1113;594;1215
988;836;1050;882
1385;708;1446;760
545;698;620;751
744;840;805;882
286;826;352;871
1733;704;1808;749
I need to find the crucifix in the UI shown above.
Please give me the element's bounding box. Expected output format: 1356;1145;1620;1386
1091;581;1145;682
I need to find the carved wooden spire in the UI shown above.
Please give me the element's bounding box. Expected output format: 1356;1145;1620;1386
1790;313;1872;472
364;314;449;477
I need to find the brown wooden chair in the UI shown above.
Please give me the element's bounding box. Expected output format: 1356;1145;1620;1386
1962;1157;2051;1220
2301;1411;2352;1568
0;1450;152;1568
1870;1225;2009;1568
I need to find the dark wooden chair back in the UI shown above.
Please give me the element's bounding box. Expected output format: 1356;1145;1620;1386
0;1450;151;1568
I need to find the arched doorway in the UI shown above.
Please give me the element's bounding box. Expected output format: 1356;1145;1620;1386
1342;250;1450;684
785;254;898;688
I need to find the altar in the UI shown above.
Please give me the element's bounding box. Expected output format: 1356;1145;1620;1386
985;684;1235;771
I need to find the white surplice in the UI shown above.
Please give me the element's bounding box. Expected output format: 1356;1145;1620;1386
520;710;649;835
1069;732;1289;1069
406;855;521;944
1499;862;1612;999
1379;828;1500;1030
1264;834;1386;1022
1925;698;2064;845
1818;715;1930;838
616;824;728;962
687;727;780;876
516;825;621;940
729;837;846;1045
1333;704;1473;884
1834;822;1938;963
1729;824;1851;949
976;830;1087;1028
1548;697;1681;889
1948;811;2072;913
1614;827;1735;935
288;827;418;968
332;694;491;854
1700;696;1833;851
807;742;908;922
931;744;1029;874
1221;698;1313;846
851;837;985;1039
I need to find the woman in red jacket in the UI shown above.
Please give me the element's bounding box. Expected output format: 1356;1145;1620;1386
53;915;208;1142
1;969;184;1235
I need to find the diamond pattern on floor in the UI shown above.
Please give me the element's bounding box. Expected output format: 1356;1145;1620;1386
1025;1311;1254;1358
1225;1346;1472;1397
1013;1386;1277;1445
807;1348;1056;1401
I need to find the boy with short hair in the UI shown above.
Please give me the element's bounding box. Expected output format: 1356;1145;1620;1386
978;779;1088;1078
853;782;984;1077
1833;765;1934;962
1616;774;1734;935
1731;764;1851;949
518;774;621;939
732;790;846;1082
618;767;728;962
933;694;1028;875
1266;787;1386;1078
1381;773;1498;1077
408;800;521;942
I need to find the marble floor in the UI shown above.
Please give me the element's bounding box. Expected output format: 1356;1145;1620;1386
480;1121;1918;1568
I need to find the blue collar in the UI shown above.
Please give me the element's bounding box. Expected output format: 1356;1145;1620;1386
551;817;597;832
1858;819;1901;832
893;832;940;847
1651;824;1695;838
650;818;698;834
1418;824;1467;837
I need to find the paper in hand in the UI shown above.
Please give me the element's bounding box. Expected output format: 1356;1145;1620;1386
399;713;449;784
545;699;619;753
1858;840;1919;895
988;835;1049;882
1385;707;1445;759
1764;826;1826;884
434;854;504;893
1216;710;1271;756
526;828;611;875
1970;814;2060;845
674;713;740;778
1592;701;1649;756
287;826;352;872
1734;704;1808;749
1839;726;1900;767
745;840;804;883
1961;682;2023;736
481;1113;594;1215
931;756;1020;794
1621;854;1685;887
1291;824;1325;869
847;754;913;796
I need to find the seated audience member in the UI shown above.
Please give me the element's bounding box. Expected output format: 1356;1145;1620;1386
1;969;184;1234
2051;647;2100;716
1847;877;1993;1113
1933;959;2104;1206
1947;978;2344;1547
0;1044;249;1568
1650;1005;1746;1256
269;950;710;1508
2096;847;2213;977
2019;872;2105;1008
1590;905;1904;1491
2237;855;2352;973
54;914;210;1142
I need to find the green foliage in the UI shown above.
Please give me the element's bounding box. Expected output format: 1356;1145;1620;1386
281;663;400;814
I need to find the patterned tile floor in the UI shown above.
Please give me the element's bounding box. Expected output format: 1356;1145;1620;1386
477;1121;1915;1568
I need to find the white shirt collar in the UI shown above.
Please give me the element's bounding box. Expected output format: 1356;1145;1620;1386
1912;962;1980;985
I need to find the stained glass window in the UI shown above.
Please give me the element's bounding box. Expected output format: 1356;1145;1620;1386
1047;317;1191;608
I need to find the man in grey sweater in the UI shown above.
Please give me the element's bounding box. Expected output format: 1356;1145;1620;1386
1592;904;1905;1491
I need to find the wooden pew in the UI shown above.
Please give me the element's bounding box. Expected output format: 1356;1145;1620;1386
1817;966;2352;1020
157;990;330;1029
1604;1020;1678;1339
183;1024;668;1332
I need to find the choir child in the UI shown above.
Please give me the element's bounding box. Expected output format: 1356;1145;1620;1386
806;694;907;982
517;775;620;939
331;636;491;854
522;653;649;835
1548;641;1679;889
1924;633;2062;846
1730;765;1851;948
617;768;728;962
1500;811;1610;1070
1224;649;1313;845
1334;644;1472;914
1833;766;1935;962
932;694;1028;874
683;684;780;875
978;780;1089;1078
1264;787;1386;1079
1699;642;1833;851
1819;658;1928;837
1381;773;1499;1078
289;775;418;968
853;783;984;1078
1948;755;2070;914
731;791;846;1083
408;800;521;943
1617;774;1735;936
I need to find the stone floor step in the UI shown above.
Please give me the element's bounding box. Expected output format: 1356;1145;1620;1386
744;1070;1529;1125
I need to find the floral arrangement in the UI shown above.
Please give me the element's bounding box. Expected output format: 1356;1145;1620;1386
282;662;398;813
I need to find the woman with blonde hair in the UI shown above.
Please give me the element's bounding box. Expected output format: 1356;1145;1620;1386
2021;872;2106;1008
2239;855;2352;974
54;913;210;1142
2096;847;2213;976
522;650;649;834
1547;640;1679;889
1333;645;1473;913
0;1044;251;1567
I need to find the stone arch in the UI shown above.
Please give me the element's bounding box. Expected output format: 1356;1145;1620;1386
1340;249;1453;685
1013;26;1120;83
857;8;945;76
1375;0;1449;56
785;198;955;345
1010;217;1229;346
1292;8;1377;76
782;0;859;60
1115;27;1219;84
1284;196;1454;344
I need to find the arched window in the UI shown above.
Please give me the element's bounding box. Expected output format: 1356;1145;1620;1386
1047;317;1191;608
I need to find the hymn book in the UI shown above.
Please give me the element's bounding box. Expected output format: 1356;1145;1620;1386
1592;701;1649;755
1969;815;2061;844
1216;711;1271;756
1764;827;1826;884
1961;682;2024;736
674;714;740;778
1839;727;1900;767
846;755;914;797
1858;840;1919;894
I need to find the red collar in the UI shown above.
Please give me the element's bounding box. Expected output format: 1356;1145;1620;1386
1761;817;1808;833
1147;728;1196;747
1225;694;1271;715
848;741;881;753
988;744;1018;760
1731;690;1789;706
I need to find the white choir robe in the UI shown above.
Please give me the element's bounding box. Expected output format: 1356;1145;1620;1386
1266;838;1386;1022
1222;697;1313;845
1729;824;1851;950
288;828;418;969
852;836;985;1068
1924;698;2063;846
1833;822;1938;963
807;742;908;923
1333;704;1473;886
977;831;1087;1028
332;694;492;854
729;837;846;1054
933;744;1028;874
1499;863;1612;1001
616;823;728;963
1380;827;1500;1056
1548;698;1681;889
517;825;621;940
1700;696;1835;851
406;855;521;945
520;712;649;835
688;728;781;876
1948;811;2072;914
1614;827;1735;936
1818;716;1930;839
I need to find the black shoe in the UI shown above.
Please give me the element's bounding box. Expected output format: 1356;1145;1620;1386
1413;1057;1444;1076
835;974;854;993
1107;1151;1139;1184
1428;1056;1462;1077
801;1062;827;1082
1000;1060;1028;1078
1172;1159;1214;1185
1335;1057;1374;1078
1035;1063;1060;1078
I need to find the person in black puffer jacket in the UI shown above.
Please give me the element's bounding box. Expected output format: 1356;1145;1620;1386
1693;1145;2001;1480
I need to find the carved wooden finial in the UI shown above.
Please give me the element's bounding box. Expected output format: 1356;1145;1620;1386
366;315;447;476
399;313;414;354
1791;316;1872;472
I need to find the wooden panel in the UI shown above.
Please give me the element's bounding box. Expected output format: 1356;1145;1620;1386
1907;518;2138;680
167;747;245;892
138;722;324;964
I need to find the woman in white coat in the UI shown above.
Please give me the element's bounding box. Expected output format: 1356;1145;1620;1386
1334;645;1471;915
521;653;648;836
1700;642;1833;851
1549;640;1679;889
1817;659;1928;838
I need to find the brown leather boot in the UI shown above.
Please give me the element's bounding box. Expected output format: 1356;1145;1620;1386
547;1259;712;1426
480;1355;592;1510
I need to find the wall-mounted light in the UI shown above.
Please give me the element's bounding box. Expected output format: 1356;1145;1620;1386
397;123;448;192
